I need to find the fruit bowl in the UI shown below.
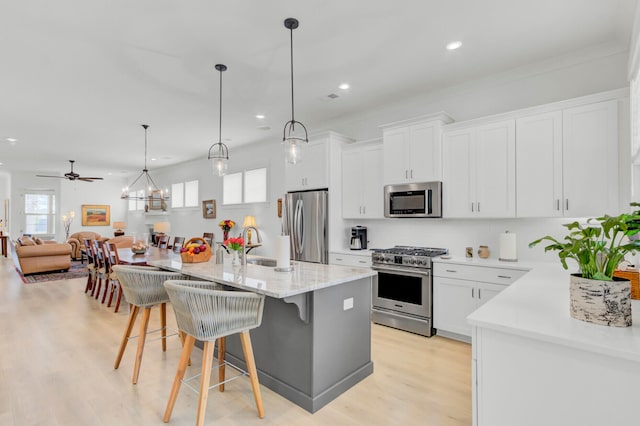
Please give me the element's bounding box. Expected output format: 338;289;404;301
131;243;148;254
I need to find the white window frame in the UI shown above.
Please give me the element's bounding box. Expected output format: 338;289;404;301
222;166;268;205
23;191;56;237
171;180;199;209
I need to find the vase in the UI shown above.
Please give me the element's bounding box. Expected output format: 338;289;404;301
223;230;229;241
569;273;632;327
231;251;240;266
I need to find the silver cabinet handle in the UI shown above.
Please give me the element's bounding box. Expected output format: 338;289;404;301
335;258;343;261
471;202;474;212
405;170;408;179
556;199;560;211
471;288;475;298
565;199;569;211
363;206;366;214
410;169;414;178
478;288;482;299
477;202;480;212
358;260;367;264
446;269;457;273
497;275;511;279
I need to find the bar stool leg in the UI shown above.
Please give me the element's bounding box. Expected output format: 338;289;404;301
115;306;139;369
196;341;215;426
217;337;226;392
132;307;151;384
161;303;167;352
240;331;264;418
163;334;196;423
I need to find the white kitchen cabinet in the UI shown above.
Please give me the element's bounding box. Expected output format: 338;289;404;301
516;100;618;218
329;252;372;267
342;144;383;218
562;100;618;216
442;120;516;218
433;263;526;339
285;140;329;191
381;114;452;185
516;111;563;217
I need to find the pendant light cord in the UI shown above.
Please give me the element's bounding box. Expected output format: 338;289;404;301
142;124;149;171
289;26;295;124
219;67;223;144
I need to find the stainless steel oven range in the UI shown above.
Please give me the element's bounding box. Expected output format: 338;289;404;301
371;246;448;337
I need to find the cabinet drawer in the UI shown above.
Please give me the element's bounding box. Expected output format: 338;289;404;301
329;252;372;268
433;263;527;284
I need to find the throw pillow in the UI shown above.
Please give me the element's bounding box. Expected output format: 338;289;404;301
19;236;36;246
33;237;43;245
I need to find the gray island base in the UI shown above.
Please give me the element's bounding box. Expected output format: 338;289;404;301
148;254;376;413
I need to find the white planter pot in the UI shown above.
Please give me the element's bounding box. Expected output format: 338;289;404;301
569;274;632;327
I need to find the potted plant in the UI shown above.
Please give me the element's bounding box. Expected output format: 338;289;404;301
529;210;640;327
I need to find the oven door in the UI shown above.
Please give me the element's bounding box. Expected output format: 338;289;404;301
372;265;431;318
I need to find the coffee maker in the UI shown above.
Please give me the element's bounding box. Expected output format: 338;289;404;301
350;226;367;250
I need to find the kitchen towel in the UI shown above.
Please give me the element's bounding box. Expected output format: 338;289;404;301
499;231;517;262
276;235;291;269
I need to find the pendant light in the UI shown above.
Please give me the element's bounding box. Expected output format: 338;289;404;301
121;124;170;207
282;17;308;165
208;64;229;176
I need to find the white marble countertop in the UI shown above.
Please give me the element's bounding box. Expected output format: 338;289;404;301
148;254;376;299
467;261;640;362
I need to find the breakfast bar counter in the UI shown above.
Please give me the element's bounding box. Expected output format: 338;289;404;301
148;253;376;413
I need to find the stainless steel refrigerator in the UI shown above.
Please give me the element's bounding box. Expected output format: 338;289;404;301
282;189;328;264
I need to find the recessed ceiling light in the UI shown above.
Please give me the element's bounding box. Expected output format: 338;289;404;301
339;83;350;90
151;158;157;161
6;138;17;142
446;41;462;50
255;114;265;119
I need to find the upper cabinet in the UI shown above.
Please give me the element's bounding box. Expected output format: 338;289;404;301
381;113;453;185
285;140;329;191
342;142;384;219
516;100;618;217
443;120;516;218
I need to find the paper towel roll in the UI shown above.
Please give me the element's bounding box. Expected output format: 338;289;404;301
276;235;291;268
499;232;517;262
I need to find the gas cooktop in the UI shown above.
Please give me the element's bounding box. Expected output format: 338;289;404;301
371;246;448;269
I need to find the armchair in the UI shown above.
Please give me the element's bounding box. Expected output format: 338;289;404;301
67;231;106;260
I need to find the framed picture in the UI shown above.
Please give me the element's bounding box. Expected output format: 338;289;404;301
202;199;216;219
149;190;164;210
81;204;110;226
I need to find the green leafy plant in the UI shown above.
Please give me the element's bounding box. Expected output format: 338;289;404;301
529;211;640;281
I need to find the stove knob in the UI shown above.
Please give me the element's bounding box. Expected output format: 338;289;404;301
419;259;427;266
410;258;416;265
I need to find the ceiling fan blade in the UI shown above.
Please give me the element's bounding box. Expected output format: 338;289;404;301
78;177;103;182
36;175;67;179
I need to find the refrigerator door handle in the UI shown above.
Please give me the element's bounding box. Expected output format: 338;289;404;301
295;199;304;254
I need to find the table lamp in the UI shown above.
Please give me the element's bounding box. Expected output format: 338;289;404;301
243;215;258;245
113;221;127;236
153;221;171;244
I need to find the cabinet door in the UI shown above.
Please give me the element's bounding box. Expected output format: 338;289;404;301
443;128;474;218
383;128;409;185
342;150;364;218
434;277;477;337
408;122;442;182
475;282;507;309
285;141;329;191
361;146;384;218
516;112;563;217
475;120;516;218
563;100;618;216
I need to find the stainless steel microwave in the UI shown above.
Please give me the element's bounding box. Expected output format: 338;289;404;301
384;181;442;218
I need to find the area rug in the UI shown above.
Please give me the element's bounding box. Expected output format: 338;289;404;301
18;260;88;284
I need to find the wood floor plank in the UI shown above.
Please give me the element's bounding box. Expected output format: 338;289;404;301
0;256;471;425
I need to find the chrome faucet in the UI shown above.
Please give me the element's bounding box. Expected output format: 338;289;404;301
241;226;262;266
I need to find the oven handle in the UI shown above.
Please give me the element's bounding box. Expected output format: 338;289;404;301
372;265;431;277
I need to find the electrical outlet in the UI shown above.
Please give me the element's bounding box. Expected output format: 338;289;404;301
343;297;354;311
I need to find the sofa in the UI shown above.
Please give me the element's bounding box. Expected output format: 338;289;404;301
13;236;72;275
67;231;107;260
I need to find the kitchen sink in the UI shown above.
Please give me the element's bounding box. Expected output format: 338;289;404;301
246;258;277;267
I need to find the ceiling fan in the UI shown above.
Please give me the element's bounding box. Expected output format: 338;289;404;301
36;160;104;182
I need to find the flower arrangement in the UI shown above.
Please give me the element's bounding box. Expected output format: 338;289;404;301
224;237;244;252
62;211;75;240
219;220;235;232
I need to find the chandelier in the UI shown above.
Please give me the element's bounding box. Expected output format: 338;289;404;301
282;17;308;164
121;124;170;207
207;64;229;176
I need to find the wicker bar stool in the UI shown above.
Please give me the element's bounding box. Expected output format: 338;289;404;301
112;265;185;384
162;280;265;425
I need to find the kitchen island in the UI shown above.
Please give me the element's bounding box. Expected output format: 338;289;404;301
467;261;640;426
148;254;376;413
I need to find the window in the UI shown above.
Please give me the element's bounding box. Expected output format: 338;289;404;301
171;180;198;208
24;192;56;235
223;167;267;205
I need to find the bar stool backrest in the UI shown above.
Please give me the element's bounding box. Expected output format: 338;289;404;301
164;280;265;341
112;265;184;308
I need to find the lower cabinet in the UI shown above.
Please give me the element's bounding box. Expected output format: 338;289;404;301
433;263;527;339
329;252;372;268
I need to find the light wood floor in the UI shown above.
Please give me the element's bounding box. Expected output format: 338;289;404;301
0;255;472;425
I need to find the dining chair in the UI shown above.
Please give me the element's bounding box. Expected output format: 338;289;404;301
162;280;265;425
157;234;170;249
172;236;185;253
202;232;214;246
84;238;97;294
112;265;185;384
91;240;107;300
